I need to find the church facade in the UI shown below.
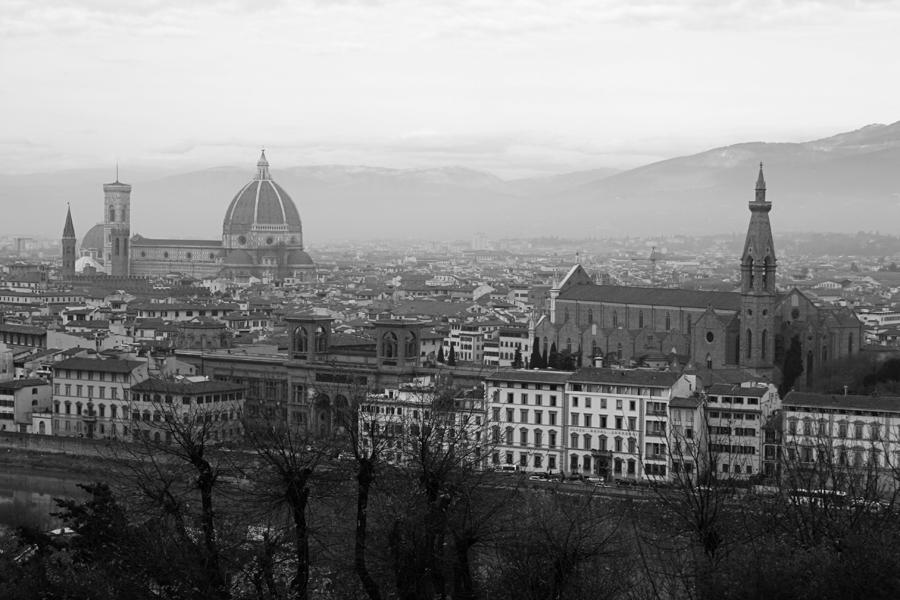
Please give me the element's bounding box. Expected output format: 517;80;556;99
66;151;315;283
534;166;863;386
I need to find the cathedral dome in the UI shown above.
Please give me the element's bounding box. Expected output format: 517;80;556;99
286;249;314;265
81;223;105;257
222;151;303;239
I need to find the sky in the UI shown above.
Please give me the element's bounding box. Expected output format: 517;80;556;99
2;0;900;178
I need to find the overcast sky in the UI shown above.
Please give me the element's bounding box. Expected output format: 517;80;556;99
2;0;899;178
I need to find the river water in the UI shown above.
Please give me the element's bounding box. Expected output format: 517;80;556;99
0;470;91;534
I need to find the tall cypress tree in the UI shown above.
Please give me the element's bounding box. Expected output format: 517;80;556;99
529;336;542;369
448;344;457;366
780;335;803;396
548;342;560;369
513;347;523;369
437;345;445;363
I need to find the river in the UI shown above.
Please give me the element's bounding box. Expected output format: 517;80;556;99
0;469;92;534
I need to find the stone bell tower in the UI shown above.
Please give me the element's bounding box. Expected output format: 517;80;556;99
61;204;77;279
739;164;777;374
103;169;131;276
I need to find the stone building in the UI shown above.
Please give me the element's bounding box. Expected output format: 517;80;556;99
534;166;863;386
67;151;316;283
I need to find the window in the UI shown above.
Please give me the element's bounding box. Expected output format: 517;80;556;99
548;456;556;470
571;433;579;449
549;412;557;426
507;392;514;403
638;311;644;328
520;409;528;423
629;400;636;411
584;414;592;427
614;436;623;452
534;455;542;468
571;413;579;426
628;416;636;430
572;396;579;407
583;434;592;450
550;395;557;407
746;329;752;359
505;427;513;445
599;435;607;451
492;407;500;421
535;394;543;405
535;410;543;425
616;399;622;410
549;431;557;448
665;312;671;330
534;430;543;447
520;428;528;446
615;416;623;429
612;311;618;327
506;408;514;422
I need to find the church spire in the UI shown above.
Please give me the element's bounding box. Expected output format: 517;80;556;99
256;149;270;180
62;203;76;239
755;162;767;203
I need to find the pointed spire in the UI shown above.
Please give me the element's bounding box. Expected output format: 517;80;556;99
754;162;768;203
62;203;76;239
256;149;270;180
756;162;766;190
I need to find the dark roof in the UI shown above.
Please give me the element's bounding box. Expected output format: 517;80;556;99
62;206;76;238
783;391;900;414
131;378;244;395
670;396;702;409
53;357;145;373
706;383;769;398
570;367;682;387
0;378;50;392
0;323;46;336
559;284;740;311
485;369;573;384
131;236;222;248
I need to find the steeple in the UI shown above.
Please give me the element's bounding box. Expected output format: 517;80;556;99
755;162;767;203
739;165;777;373
256;149;270;180
62;203;76;239
61;203;77;279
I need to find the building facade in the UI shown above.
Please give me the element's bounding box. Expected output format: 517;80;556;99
534;167;863;387
70;152;316;283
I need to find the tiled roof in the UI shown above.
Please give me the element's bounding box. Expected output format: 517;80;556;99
131;237;222;248
131;378;244;395
0;323;46;336
783;391;900;414
53;357;145;373
670;396;702;409
0;378;50;392
558;284;740;311
706;383;769;398
485;369;573;384
570;367;682;387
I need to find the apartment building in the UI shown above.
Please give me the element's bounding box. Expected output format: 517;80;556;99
51;356;149;439
0;378;51;433
782;391;900;475
705;383;780;478
484;370;570;473
359;378;485;466
566;368;697;481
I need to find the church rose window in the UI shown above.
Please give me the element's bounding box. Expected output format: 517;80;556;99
266;237;274;245
706;332;714;343
238;235;246;245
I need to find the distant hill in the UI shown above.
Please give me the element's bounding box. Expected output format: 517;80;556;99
3;120;900;242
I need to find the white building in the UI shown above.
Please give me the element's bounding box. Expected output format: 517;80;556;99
0;378;51;433
566;368;697;481
484;370;571;473
704;383;780;479
359;378;486;467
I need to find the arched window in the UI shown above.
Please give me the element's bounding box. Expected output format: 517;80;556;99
383;332;398;358
612;311;618;328
746;329;752;359
583;433;592;450
582;454;591;472
98;404;105;418
315;326;328;352
761;329;768;360
114;238;120;256
638;311;644;329
505;426;513;445
571;433;579;449
543;337;548;354
109;207;115;222
564;308;569;323
404;331;417;358
598;435;607;451
587;309;593;324
747;257;755;288
110;405;117;419
706;353;712;369
665;312;671;331
295;327;309;353
520;428;528;446
848;333;854;355
762;256;770;289
566;338;572;353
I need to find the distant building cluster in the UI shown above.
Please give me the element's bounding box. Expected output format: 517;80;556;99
0;165;897;488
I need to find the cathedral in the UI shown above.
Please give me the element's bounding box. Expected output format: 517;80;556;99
534;166;863;385
63;151;316;283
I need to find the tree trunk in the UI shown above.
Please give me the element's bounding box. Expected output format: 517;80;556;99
355;459;382;600
452;534;476;600
287;477;310;600
196;460;228;599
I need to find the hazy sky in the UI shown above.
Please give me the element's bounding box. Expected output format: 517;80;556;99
2;0;899;177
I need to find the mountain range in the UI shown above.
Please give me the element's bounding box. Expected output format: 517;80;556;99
2;121;900;243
